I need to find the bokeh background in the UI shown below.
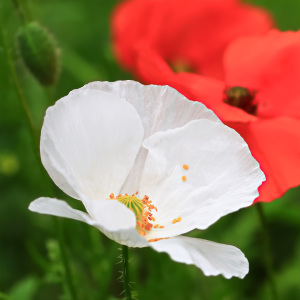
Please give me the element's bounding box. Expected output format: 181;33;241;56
1;0;300;299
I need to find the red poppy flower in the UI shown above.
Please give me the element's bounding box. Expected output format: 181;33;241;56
131;30;300;203
112;0;273;79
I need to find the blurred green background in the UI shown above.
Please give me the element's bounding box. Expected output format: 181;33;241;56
0;0;300;299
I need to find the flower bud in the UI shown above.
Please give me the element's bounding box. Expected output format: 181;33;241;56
17;22;59;86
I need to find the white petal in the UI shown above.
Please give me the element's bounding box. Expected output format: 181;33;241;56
150;236;248;279
41;88;144;201
140;119;265;239
29;198;148;248
80;81;220;194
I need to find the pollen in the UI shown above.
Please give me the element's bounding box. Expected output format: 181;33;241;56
183;164;189;170
182;175;187;182
172;217;182;224
148;237;169;243
110;192;159;237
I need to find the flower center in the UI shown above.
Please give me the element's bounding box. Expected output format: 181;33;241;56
223;86;257;115
170;59;193;73
109;193;158;237
108;163;188;242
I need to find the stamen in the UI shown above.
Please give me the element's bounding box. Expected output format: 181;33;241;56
109;193;180;241
183;164;189;170
172;217;182;224
148;237;169;243
110;192;159;237
182;175;187;182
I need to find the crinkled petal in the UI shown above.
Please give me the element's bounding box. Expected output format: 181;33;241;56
80;81;220;195
29;198;148;247
140;119;264;239
227;117;300;203
41;88;144;201
150;236;248;278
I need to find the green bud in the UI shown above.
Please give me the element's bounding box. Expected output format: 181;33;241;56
17;22;59;86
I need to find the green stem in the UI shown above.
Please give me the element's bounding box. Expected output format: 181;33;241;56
0;26;39;154
55;218;78;300
256;203;279;300
11;0;31;24
122;245;132;300
1;25;78;300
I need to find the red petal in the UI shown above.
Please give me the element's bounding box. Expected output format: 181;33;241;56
135;47;195;100
224;30;300;119
112;0;273;78
176;72;257;123
111;0;156;69
226;117;300;203
135;49;258;123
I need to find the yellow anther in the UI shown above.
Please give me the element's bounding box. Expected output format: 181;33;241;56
148;237;169;243
183;164;189;170
182;176;186;182
159;225;164;228
172;217;182;224
109;193;158;238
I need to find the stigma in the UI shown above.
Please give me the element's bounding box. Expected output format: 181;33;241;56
109;193;158;237
109;193;182;242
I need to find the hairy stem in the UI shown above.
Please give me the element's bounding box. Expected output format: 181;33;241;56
11;0;32;24
256;203;279;300
0;26;39;153
55;218;78;300
122;245;132;300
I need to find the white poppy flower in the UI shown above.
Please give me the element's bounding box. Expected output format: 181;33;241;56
29;81;265;279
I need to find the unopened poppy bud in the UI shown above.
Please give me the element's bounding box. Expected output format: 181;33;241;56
17;22;59;86
224;86;257;115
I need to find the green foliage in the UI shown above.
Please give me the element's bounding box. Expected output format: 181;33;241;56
1;0;300;299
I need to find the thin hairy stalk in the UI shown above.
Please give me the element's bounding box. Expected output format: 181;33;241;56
55;218;78;300
0;26;39;153
256;203;279;300
122;245;132;300
11;0;31;24
1;25;78;300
